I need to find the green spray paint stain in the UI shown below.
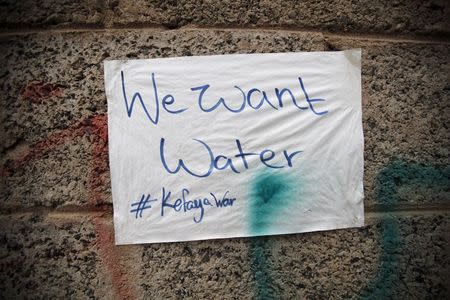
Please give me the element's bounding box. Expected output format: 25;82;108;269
249;170;297;236
375;160;449;205
360;215;401;300
248;170;298;300
360;159;449;299
250;238;275;300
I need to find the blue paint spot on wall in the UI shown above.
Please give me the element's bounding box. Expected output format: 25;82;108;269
248;170;299;299
376;160;450;205
249;238;275;300
249;170;297;236
360;159;449;299
360;216;401;300
246;159;449;299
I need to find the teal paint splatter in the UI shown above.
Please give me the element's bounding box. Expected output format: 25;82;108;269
246;160;449;299
375;160;450;205
250;238;275;300
248;170;298;300
360;215;401;300
249;170;297;236
360;159;449;299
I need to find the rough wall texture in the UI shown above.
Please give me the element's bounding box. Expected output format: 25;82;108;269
0;1;449;299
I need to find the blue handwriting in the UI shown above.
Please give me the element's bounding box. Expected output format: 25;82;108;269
120;71;328;125
160;138;302;178
160;187;236;223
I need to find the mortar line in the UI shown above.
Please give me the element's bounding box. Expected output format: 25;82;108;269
0;206;449;218
0;205;113;216
364;209;450;219
365;204;450;213
0;24;448;45
0;24;167;37
182;25;450;44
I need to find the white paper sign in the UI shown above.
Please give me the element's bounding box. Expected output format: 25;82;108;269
104;50;364;245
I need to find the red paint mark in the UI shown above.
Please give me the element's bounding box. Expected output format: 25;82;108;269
2;113;135;299
93;218;134;300
87;114;109;206
91;114;108;143
20;81;63;103
2;123;86;176
87;115;135;299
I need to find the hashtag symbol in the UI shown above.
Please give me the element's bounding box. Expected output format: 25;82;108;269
130;194;157;218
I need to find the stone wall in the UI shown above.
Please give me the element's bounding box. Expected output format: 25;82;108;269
0;1;449;299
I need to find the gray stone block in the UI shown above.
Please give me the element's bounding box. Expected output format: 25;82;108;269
0;200;447;298
325;37;450;208
0;0;105;29
107;0;449;36
136;213;449;299
2;0;447;36
0;213;113;299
